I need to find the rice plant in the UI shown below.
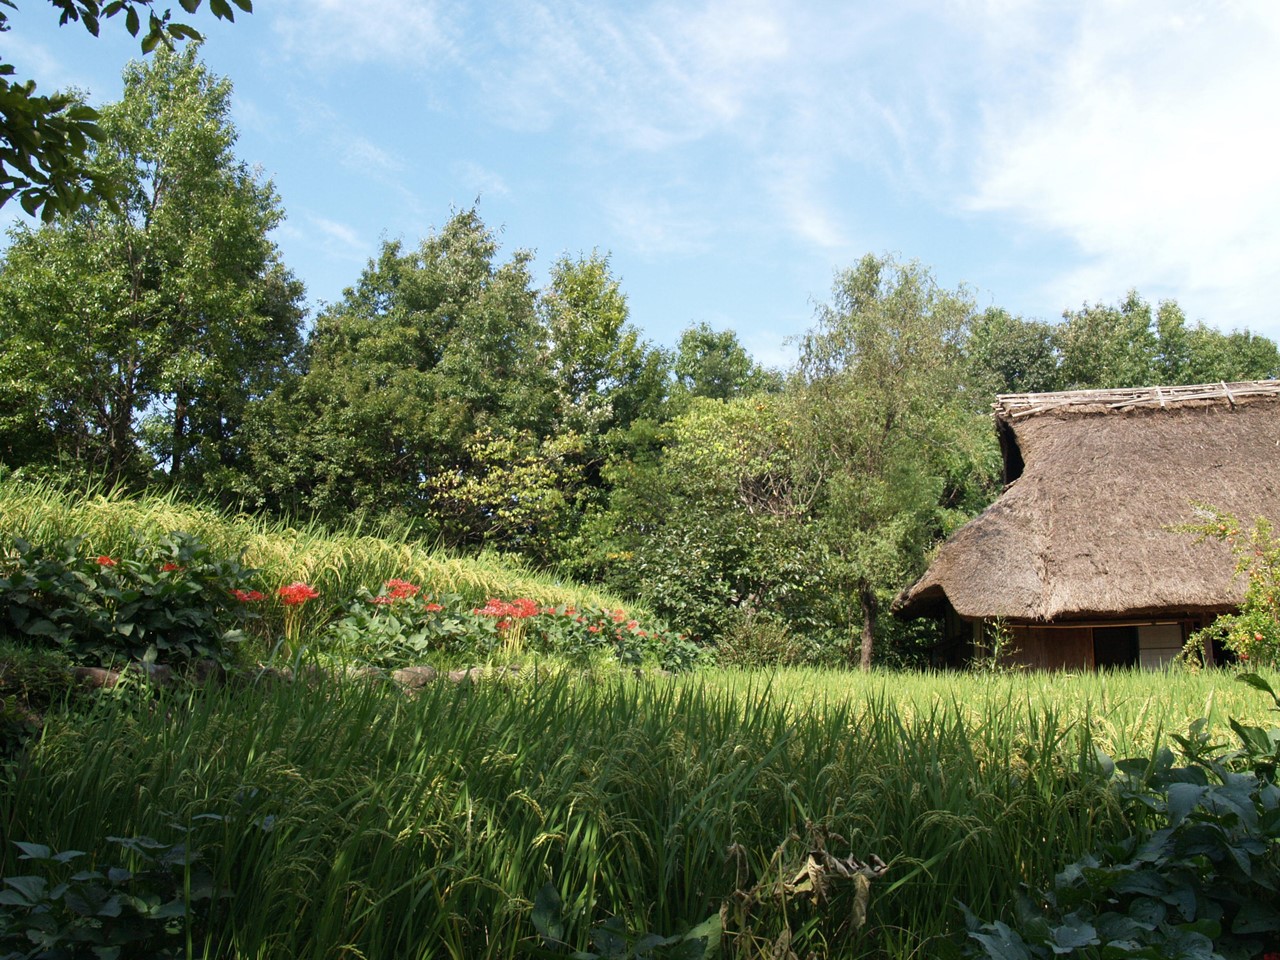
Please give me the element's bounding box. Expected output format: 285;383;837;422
8;667;1257;959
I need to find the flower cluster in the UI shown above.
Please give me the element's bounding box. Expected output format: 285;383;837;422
232;589;266;603
473;597;541;632
370;578;421;605
277;582;320;606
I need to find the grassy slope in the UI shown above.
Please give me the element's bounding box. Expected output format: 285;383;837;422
0;475;634;633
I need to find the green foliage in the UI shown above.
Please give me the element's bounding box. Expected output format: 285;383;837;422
796;253;997;667
319;584;700;672
543;251;670;438
532;882;721;960
671;321;780;403
0;531;257;667
1186;512;1280;667
963;673;1280;960
0;834;220;959
0;43;303;490
239;209;549;528
966;307;1060;396
576;396;831;647
424;428;585;561
0;0;251;220
1053;292;1279;391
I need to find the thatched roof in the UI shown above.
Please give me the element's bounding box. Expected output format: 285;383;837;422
895;381;1280;622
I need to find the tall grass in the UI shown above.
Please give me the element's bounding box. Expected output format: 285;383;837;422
8;667;1255;959
0;474;634;645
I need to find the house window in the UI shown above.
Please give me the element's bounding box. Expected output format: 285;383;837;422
1092;626;1138;668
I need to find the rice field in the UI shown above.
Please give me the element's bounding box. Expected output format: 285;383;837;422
3;477;1277;957
3;665;1275;959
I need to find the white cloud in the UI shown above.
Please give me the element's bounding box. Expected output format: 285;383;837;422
273;0;457;66
966;2;1280;334
453;162;509;200
604;192;714;257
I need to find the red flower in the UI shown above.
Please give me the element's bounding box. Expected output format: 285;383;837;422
232;589;265;603
277;582;319;606
160;562;182;572
384;578;420;601
95;556;117;567
370;596;394;605
612;609;626;623
423;602;443;612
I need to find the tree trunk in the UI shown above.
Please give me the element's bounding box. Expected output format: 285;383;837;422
170;392;188;482
859;583;877;671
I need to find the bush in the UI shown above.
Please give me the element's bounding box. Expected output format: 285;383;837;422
963;673;1280;960
1186;512;1280;667
317;579;706;672
0;532;259;668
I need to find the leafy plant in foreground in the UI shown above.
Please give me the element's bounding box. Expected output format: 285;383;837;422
0;835;218;959
963;673;1280;960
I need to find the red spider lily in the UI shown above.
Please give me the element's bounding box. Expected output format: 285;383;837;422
95;556;117;567
232;589;265;603
612;609;626;623
277;582;320;606
160;562;183;572
423;602;444;612
473;598;540;620
385;578;420;600
370;596;395;606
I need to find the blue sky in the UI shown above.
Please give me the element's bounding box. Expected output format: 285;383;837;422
5;1;1279;367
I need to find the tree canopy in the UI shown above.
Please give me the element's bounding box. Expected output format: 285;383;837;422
0;43;301;488
0;0;250;220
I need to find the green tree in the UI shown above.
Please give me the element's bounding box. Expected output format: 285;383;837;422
542;251;669;438
0;0;251;219
0;43;302;489
672;321;781;402
1055;291;1279;389
1055;290;1159;389
795;254;995;670
575;395;826;646
241;210;551;530
965;307;1060;397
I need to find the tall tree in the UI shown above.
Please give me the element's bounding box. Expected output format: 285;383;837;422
672;321;781;402
242;210;551;530
0;0;252;219
541;251;668;438
0;43;303;489
794;254;994;670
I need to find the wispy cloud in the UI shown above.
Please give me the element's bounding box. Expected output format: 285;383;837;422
273;0;458;66
965;2;1280;331
604;191;714;257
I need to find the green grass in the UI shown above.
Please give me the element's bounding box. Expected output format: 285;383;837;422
5;666;1273;959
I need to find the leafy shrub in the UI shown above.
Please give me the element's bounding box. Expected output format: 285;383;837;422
0;836;219;959
1190;513;1280;667
963;673;1280;960
317;579;705;672
319;584;482;668
0;532;260;668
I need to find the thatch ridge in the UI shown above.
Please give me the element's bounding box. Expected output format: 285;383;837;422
896;384;1280;622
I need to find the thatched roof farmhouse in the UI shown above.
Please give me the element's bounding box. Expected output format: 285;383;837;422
895;381;1280;669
